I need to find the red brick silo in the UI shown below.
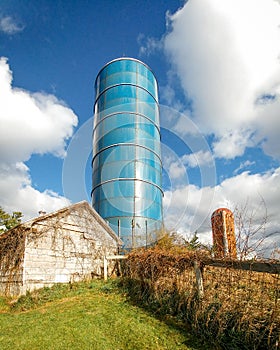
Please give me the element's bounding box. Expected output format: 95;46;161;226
211;208;237;259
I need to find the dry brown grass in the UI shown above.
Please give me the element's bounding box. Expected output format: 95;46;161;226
122;247;280;350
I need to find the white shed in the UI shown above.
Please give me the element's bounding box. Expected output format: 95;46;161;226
0;201;122;296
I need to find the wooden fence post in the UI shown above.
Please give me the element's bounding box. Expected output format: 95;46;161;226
194;260;204;299
103;256;108;281
103;255;128;281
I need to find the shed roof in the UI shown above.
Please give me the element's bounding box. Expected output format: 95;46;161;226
0;201;122;245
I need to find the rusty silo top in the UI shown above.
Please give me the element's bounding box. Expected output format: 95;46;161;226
211;208;233;218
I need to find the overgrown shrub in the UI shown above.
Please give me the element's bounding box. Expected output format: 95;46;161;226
121;247;280;350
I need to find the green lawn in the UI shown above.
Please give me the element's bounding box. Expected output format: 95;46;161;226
0;280;208;350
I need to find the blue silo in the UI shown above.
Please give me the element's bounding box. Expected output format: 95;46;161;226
91;58;163;249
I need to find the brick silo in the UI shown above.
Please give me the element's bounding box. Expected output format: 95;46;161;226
211;208;237;259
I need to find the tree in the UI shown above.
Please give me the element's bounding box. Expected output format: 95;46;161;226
187;231;201;250
155;229;208;252
0;207;23;234
234;197;268;259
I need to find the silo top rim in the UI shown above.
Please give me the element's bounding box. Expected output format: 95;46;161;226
211;208;233;218
95;57;156;86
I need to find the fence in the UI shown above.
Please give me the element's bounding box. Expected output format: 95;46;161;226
195;258;280;298
120;248;280;349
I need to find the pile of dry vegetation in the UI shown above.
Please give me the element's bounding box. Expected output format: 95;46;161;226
121;243;279;350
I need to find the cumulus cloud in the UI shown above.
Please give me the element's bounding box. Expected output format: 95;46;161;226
163;167;280;256
0;58;77;162
212;129;254;159
164;0;280;159
161;148;213;191
136;1;280;256
0;162;70;219
138;34;163;57
254;93;280;158
162;149;186;183
0;58;78;219
0;15;24;35
233;160;255;175
168;161;185;180
181;150;213;168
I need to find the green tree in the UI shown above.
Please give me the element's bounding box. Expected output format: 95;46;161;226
0;207;23;234
155;230;206;252
187;231;201;250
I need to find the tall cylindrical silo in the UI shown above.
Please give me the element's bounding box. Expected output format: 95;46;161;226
91;58;163;249
211;208;237;259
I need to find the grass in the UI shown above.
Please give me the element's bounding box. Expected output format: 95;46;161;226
0;279;209;350
123;248;280;350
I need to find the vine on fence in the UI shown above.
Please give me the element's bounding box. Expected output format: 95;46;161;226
122;246;280;350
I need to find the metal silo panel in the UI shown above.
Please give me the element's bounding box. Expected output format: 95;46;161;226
92;58;163;249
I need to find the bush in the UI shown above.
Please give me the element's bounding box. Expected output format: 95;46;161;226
122;247;280;350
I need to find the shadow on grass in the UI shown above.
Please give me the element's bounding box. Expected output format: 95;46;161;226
109;278;217;350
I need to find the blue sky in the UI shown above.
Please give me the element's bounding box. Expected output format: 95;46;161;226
0;0;279;256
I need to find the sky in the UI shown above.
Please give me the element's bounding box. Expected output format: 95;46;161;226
0;0;279;257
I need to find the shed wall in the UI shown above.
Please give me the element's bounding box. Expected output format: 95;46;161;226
22;209;118;293
0;203;119;296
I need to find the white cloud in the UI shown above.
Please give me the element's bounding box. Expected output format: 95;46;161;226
0;57;78;220
164;0;280;159
233;160;255;175
182;150;213;168
163;184;210;233
254;94;280;158
0;16;24;35
168;161;185;180
138;34;163;57
213;129;254;159
0;162;70;219
0;58;77;163
161;144;189;189
163;167;280;256
161;149;213;191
